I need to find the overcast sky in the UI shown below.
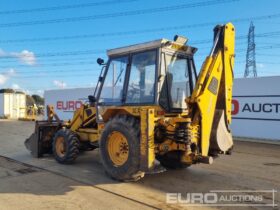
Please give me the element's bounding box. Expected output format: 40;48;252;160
0;0;279;95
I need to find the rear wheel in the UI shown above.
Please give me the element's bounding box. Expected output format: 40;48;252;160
157;151;191;169
52;129;79;164
100;115;143;181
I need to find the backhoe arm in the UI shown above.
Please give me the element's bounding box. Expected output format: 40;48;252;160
190;23;235;157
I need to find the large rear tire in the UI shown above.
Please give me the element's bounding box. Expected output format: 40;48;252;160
52;129;80;164
100;115;143;181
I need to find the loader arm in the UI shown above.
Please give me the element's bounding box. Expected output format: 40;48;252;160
190;23;235;156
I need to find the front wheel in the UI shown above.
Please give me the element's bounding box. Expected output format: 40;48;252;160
52;129;80;164
99;115;144;181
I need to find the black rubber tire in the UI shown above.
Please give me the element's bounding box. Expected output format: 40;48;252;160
99;115;143;181
52;129;80;164
157;151;191;169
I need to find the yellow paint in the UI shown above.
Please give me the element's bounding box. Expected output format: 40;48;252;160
147;109;155;168
107;131;129;166
140;108;155;169
55;136;65;158
188;23;235;156
157;139;186;154
70;105;97;132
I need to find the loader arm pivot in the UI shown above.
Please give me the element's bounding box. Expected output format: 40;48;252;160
190;23;235;156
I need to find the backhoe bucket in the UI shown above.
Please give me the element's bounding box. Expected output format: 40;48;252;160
210;110;233;154
25;121;60;157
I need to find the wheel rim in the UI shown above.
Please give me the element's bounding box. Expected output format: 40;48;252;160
107;131;129;166
55;136;66;158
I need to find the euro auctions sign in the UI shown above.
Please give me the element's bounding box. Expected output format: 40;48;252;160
44;88;93;121
232;97;280;121
231;76;280;141
56;100;83;111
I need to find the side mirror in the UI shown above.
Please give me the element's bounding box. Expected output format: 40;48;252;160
97;58;104;65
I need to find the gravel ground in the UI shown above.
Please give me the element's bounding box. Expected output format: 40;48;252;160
0;119;279;210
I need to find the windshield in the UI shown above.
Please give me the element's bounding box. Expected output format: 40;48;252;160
99;56;128;104
160;53;191;110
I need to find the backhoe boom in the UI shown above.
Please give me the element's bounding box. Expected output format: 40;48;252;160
190;23;235;156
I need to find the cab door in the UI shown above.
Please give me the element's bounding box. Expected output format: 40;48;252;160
97;56;129;121
125;50;157;105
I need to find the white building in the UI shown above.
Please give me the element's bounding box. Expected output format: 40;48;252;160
0;89;26;119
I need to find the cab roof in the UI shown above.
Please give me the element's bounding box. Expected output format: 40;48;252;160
107;38;197;57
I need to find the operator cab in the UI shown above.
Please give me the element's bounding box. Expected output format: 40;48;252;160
96;36;197;113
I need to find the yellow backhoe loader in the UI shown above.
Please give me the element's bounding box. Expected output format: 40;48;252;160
25;23;235;181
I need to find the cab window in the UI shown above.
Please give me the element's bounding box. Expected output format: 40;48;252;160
126;51;156;104
159;53;191;110
99;56;128;104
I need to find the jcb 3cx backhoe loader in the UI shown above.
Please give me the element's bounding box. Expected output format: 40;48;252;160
25;23;235;181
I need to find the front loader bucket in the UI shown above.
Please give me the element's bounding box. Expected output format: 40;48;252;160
25;133;37;156
25;121;61;158
210;110;233;154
